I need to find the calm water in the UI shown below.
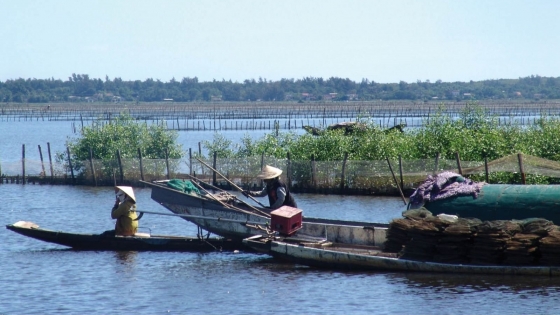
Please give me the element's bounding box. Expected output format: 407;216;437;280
3;120;560;314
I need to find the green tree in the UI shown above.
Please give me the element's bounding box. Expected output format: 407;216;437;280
61;114;183;174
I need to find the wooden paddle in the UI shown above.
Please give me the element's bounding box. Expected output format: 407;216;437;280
195;157;268;208
136;209;268;226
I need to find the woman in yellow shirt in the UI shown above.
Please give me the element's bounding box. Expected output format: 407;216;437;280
111;186;138;236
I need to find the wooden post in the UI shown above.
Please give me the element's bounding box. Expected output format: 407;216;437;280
137;148;144;181
198;142;202;156
67;146;75;185
38;145;46;177
311;154;316;189
47;142;54;179
260;152;265;189
454;152;463;175
165;148;171;180
340;152;348;192
212;151;217;186
286;151;292;190
398;155;404;190
484;155;489;183
116;149;124;184
189;148;192;175
518;153;526;184
387;157;407;205
89;148;97;186
433;152;440;175
21;144;26;185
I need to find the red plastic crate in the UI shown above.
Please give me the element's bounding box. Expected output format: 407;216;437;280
270;206;303;236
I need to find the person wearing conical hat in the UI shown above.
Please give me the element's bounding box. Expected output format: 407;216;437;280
244;165;297;210
111;186;138;236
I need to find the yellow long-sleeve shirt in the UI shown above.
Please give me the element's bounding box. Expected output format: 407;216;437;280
111;199;138;236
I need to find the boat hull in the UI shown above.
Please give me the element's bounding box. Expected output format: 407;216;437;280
243;236;560;277
7;221;240;252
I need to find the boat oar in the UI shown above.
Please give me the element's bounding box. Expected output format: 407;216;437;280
136;210;268;226
184;173;271;217
195;157;268;208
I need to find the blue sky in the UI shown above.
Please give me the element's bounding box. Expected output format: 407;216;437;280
1;0;559;83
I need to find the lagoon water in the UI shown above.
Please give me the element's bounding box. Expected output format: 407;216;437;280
2;120;560;314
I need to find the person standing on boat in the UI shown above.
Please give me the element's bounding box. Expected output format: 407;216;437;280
111;186;138;236
244;165;297;210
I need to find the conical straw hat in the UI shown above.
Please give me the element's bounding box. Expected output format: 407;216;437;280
257;165;282;179
115;186;136;202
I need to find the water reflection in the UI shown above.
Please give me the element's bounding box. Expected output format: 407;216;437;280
387;272;560;294
114;251;138;265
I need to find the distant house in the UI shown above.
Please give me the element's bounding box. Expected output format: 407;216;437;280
451;90;460;98
463;93;473;99
163;98;174;102
346;94;358;101
210;96;222;101
301;93;314;101
514;91;522;97
323;93;337;101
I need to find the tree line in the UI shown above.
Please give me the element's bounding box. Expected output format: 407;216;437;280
1;74;559;103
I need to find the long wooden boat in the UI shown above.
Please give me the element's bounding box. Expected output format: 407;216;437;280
243;235;560;277
142;180;388;246
6;221;240;252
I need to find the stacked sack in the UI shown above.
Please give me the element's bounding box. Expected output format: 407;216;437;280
470;220;521;265
502;218;553;265
539;229;560;265
435;217;481;263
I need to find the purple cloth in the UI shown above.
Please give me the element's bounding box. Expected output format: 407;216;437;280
408;171;486;208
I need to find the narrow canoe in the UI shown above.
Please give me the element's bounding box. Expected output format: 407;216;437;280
7;221;241;252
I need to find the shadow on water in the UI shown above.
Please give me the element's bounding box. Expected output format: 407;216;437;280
388;272;560;294
248;254;560;294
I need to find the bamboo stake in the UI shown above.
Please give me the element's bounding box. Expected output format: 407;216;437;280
386;157;407;205
518;153;526;184
89;148;97;186
38;145;46;177
21;144;25;185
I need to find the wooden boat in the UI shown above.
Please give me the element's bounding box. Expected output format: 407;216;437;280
6;221;240;252
142;180;388;246
243;235;560;277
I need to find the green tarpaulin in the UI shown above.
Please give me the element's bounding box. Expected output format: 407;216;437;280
166;179;201;196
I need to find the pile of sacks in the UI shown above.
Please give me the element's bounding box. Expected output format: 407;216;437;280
384;208;560;265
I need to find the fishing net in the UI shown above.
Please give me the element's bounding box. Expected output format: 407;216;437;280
384;211;560;266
